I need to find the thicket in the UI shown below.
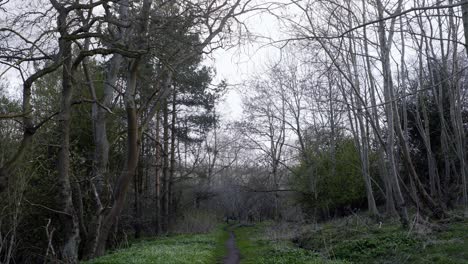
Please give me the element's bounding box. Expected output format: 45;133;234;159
291;137;369;219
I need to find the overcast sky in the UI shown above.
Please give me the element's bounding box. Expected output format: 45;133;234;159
0;0;288;123
211;4;286;122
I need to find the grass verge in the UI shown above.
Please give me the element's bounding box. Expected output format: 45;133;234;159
84;226;228;264
83;216;468;264
233;223;348;264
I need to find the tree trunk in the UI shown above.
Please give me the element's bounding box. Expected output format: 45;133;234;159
82;52;122;261
169;89;176;218
162;99;169;232
155;111;162;234
361;0;395;215
451;0;467;207
345;2;379;217
95;60;141;256
46;5;82;262
133;136;144;239
376;0;409;227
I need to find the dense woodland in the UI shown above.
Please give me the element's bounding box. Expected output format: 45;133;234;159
1;0;468;263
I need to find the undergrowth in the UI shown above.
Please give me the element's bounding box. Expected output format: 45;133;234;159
295;215;468;264
233;223;348;264
83;215;468;264
84;227;227;264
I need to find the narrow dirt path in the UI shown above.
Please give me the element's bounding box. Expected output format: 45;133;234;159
223;230;240;264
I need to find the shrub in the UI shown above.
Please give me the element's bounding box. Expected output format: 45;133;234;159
291;138;368;218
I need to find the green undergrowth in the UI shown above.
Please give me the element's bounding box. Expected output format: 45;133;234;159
83;216;468;264
84;226;228;264
233;223;348;264
295;216;468;263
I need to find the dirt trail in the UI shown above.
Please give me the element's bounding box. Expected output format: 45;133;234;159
223;230;240;264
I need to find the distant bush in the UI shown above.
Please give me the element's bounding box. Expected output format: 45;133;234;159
290;138;368;219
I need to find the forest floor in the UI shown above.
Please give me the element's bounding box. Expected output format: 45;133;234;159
289;213;468;264
83;228;228;264
235;217;468;263
85;213;468;264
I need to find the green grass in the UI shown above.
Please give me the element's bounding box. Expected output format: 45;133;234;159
411;220;468;264
214;226;230;263
233;223;348;264
295;217;468;264
83;216;468;264
84;227;228;264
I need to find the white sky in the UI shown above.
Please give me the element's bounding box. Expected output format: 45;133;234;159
211;6;286;122
0;0;286;123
